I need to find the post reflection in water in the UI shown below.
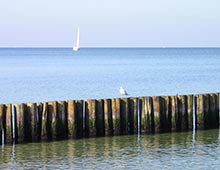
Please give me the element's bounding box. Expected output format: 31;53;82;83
0;129;220;169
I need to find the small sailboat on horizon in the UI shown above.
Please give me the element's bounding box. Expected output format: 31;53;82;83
73;27;80;51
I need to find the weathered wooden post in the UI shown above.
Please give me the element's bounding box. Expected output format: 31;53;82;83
152;96;160;133
128;97;137;134
13;104;18;144
41;102;53;141
209;93;219;129
67;100;76;138
56;101;68;140
196;94;205;130
187;95;193;130
153;96;171;133
218;93;220;127
23;103;32;142
0;104;12;144
37;103;43;141
168;96;173;132
204;94;210;129
175;95;182;132
15;103;24;143
149;96;155;133
85;99;96;137
0;104;5;145
195;93;217;130
171;96;176;132
194;95;198;130
179;95;189;131
96;99;105;137
47;101;68;140
111;98;120;135
75;100;84;138
140;97;149;134
104;99;113;136
120;98;129;135
13;103;32;143
27;103;41;142
5;104;12;144
47;101;56;140
164;96;172;132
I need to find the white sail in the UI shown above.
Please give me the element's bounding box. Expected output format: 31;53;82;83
73;27;80;51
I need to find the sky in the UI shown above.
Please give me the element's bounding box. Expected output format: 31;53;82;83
0;0;220;47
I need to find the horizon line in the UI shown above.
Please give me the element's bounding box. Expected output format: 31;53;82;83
0;46;220;49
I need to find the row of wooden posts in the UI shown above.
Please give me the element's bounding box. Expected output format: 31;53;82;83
0;93;219;144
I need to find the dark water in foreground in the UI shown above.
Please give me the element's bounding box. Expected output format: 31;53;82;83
1;129;220;169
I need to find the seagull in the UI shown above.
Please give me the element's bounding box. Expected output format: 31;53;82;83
119;87;128;95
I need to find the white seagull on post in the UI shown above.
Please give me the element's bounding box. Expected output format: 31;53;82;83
119;87;128;95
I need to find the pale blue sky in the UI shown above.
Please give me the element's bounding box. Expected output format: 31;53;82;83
0;0;220;47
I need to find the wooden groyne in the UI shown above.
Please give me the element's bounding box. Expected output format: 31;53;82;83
0;93;219;145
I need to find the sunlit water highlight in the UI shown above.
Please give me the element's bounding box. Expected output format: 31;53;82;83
1;129;220;169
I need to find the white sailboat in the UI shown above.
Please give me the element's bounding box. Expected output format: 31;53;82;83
73;27;80;51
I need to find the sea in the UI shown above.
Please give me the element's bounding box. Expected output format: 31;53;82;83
1;48;220;169
0;48;220;104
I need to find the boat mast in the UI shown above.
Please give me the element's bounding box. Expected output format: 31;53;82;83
76;27;80;48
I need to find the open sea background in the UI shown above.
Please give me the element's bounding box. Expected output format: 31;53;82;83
0;48;220;104
1;48;220;169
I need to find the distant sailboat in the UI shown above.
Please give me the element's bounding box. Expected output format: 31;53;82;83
73;27;80;51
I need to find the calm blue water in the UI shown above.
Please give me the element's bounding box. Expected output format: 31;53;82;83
0;48;220;104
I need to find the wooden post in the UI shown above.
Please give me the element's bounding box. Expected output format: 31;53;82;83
194;95;198;130
180;95;189;131
5;104;12;144
14;103;31;143
56;101;68;140
47;102;56;140
13;104;19;144
128;97;137;134
67;100;76;138
149;96;155;134
171;96;176;132
104;99;113;136
0;104;5;145
140;97;149;134
23;103;32;142
120;98;128;135
160;96;169;133
209;93;219;129
112;98;120;135
164;96;172;132
152;96;160;133
204;94;210;129
41;102;53;141
187;95;193;130
85;99;96;137
37;103;43;141
168;96;172;132
75;100;83;138
196;94;204;130
15;103;24;143
27;103;41;142
175;95;182;132
218;93;220;127
96;99;105;137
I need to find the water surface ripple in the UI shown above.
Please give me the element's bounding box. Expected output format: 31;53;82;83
1;129;220;169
